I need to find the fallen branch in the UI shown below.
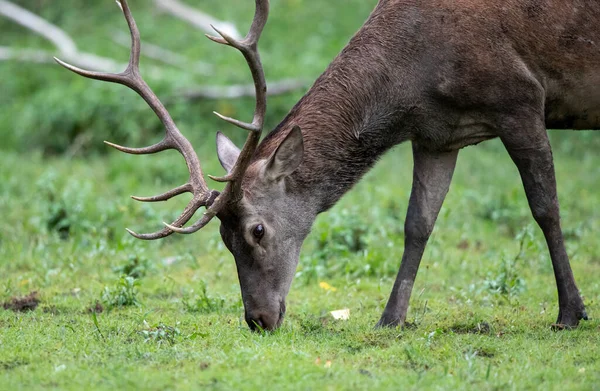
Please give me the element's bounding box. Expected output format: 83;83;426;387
0;0;76;54
178;79;308;101
112;31;212;75
1;1;304;102
0;0;125;72
0;45;126;72
0;46;55;64
154;0;241;39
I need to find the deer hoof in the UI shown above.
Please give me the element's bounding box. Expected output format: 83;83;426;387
375;316;402;329
554;305;588;329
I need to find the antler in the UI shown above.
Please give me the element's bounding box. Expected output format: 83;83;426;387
166;0;269;234
55;0;269;239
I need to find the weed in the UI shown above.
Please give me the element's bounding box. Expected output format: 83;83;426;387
315;208;370;254
0;360;29;371
298;314;326;334
46;200;70;240
87;301;104;314
473;190;529;237
484;227;532;298
139;322;181;346
91;312;106;342
484;256;526;298
36;173;71;239
101;276;140;309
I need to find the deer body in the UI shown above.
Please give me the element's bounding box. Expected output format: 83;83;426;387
59;0;597;331
268;0;600;155
252;0;600;203
221;0;597;329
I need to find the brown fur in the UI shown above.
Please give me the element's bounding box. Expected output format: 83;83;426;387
219;0;598;330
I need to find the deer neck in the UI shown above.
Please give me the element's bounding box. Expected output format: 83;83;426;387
256;43;412;213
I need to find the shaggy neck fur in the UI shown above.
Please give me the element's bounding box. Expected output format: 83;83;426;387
254;6;416;212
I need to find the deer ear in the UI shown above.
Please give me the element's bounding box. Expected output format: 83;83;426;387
216;131;241;173
265;126;304;181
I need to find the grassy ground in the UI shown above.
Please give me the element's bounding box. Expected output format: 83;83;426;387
2;136;600;390
2;1;600;390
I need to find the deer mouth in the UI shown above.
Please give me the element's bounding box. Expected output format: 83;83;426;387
246;300;286;332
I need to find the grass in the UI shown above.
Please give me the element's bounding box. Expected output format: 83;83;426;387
2;0;600;390
2;136;600;390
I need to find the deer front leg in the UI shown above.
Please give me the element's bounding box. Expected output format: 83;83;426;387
502;130;587;328
377;144;458;328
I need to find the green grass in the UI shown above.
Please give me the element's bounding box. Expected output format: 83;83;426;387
2;136;600;390
2;1;600;390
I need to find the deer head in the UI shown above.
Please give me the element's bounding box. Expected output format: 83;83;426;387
216;126;312;330
55;0;309;330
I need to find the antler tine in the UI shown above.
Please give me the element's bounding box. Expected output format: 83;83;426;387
104;139;172;155
213;111;259;132
163;211;214;234
207;25;238;48
131;183;193;203
207;0;269;202
244;0;270;48
53;57;128;84
128;188;220;240
127;194;206;240
164;184;231;234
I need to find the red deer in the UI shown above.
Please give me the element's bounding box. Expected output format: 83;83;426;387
56;0;597;331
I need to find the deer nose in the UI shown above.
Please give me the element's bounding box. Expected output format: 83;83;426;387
247;312;281;331
246;315;266;331
246;305;285;332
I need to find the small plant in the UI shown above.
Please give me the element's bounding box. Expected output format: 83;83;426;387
182;281;225;314
139;322;181;346
37;172;71;239
46;199;71;240
298;314;326;334
101;276;140;309
484;227;532;298
485;257;526;298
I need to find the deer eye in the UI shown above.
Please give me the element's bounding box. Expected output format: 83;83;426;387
252;224;265;240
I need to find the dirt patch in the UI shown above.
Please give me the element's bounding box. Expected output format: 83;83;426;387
0;359;28;371
457;240;470;250
449;321;491;335
475;347;495;358
2;292;40;312
87;301;104;314
42;305;59;315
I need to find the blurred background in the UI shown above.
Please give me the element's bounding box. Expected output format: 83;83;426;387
0;0;378;156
